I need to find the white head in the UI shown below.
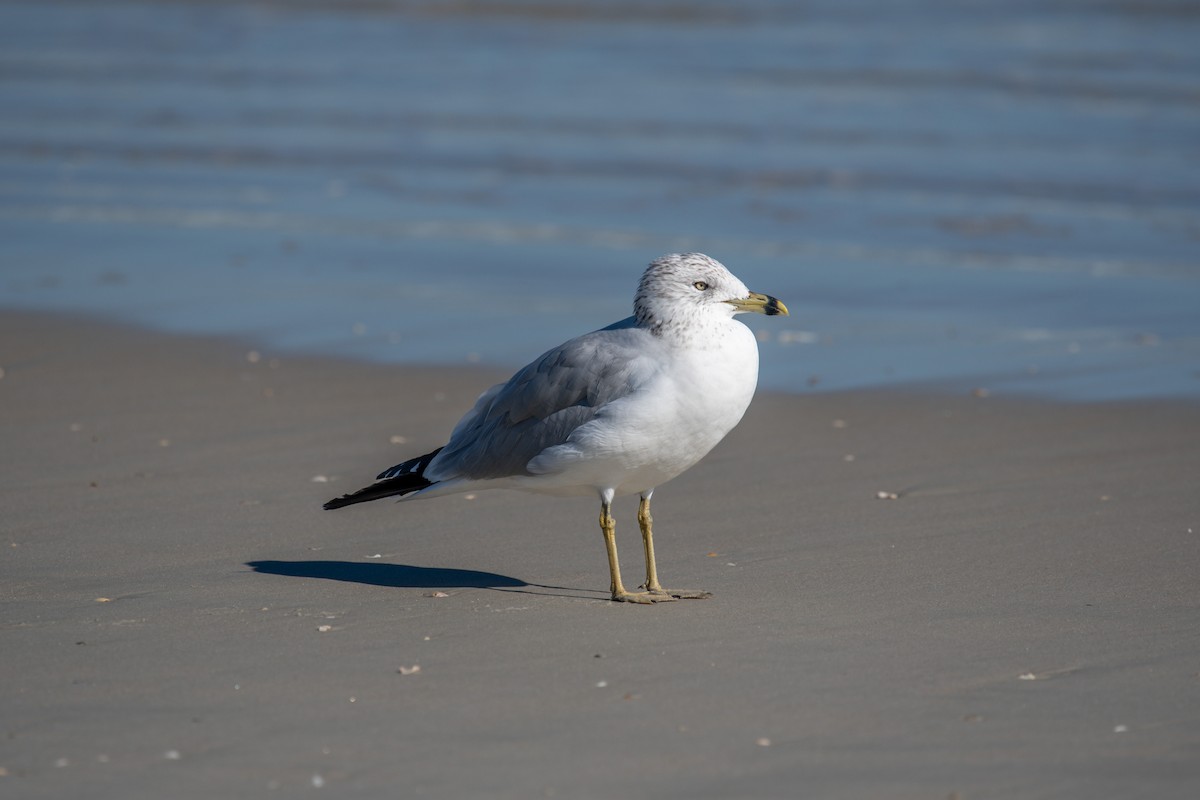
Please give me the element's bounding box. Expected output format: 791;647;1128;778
633;253;787;335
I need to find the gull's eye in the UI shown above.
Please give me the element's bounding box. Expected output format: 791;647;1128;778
693;281;708;291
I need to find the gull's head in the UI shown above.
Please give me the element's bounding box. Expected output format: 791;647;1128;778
634;253;788;332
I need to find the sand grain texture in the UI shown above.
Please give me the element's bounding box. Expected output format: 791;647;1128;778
2;312;1198;798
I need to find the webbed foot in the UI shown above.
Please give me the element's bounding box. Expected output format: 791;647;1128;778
649;587;712;600
612;589;677;604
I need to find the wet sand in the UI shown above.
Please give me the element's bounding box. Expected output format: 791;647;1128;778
2;310;1198;798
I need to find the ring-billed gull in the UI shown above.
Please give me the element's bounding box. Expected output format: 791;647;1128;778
324;253;788;604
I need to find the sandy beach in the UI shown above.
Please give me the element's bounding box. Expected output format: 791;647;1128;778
4;0;1199;796
2;309;1197;798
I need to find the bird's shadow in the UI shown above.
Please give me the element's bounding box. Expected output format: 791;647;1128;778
245;560;605;600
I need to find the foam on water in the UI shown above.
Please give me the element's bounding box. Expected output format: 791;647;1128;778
2;1;1198;400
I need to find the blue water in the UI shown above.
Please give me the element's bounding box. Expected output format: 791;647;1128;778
2;1;1198;400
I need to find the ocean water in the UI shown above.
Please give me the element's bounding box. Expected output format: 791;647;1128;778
2;0;1198;400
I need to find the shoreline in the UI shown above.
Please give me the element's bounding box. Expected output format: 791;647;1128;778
6;305;1198;408
3;309;1198;798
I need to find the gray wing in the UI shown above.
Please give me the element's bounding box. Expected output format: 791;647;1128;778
427;318;657;482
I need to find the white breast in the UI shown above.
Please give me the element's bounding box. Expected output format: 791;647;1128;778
519;317;760;497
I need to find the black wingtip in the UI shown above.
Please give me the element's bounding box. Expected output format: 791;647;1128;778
323;447;442;511
321;473;434;511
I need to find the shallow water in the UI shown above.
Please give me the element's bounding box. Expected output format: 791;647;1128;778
2;0;1198;399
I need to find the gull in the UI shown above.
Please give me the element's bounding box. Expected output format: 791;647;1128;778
324;253;788;603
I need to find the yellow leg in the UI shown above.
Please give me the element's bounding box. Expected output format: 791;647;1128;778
637;494;712;600
600;497;671;604
638;495;664;592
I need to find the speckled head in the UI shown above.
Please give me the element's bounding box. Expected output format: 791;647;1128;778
633;253;787;333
